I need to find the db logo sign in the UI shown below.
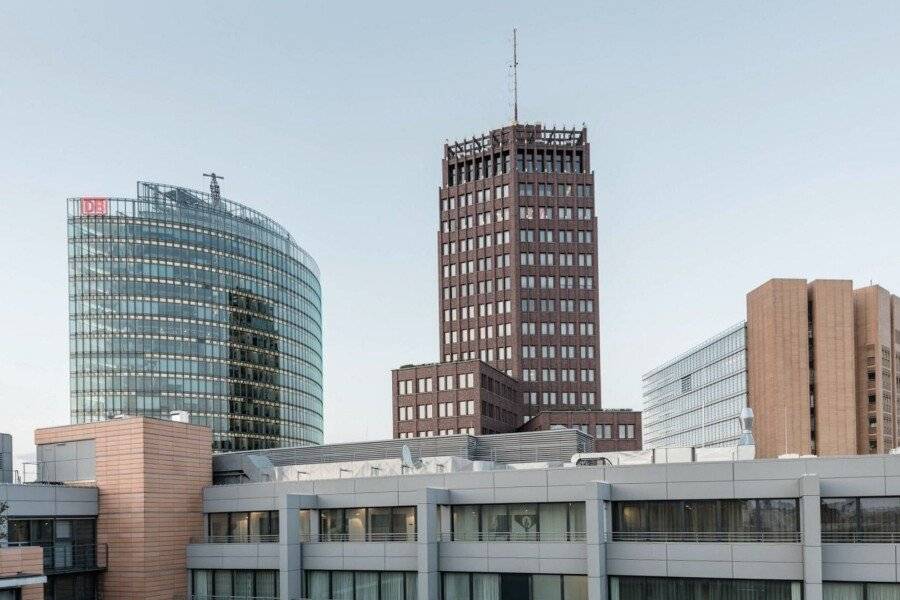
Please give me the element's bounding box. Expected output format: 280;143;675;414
81;197;108;216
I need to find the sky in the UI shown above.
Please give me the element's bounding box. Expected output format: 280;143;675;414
1;1;899;466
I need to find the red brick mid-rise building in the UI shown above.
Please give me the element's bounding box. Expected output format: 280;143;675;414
391;122;641;451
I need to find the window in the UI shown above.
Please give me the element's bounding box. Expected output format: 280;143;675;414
417;405;433;419
319;507;416;542
609;577;801;600
596;424;612;439
449;503;586;542
192;570;280;599
397;380;413;395
618;424;634;439
612;499;800;542
416;378;432;393
305;571;417;600
204;512;278;542
459;400;475;415
821;496;900;542
398;406;414;421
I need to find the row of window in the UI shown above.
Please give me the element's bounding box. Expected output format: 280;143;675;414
306;570;417;600
450;502;586;542
612;499;799;542
520;276;594;290
522;345;596;359
821;496;900;541
441;209;511;232
316;507;416;542
519;229;593;244
610;576;800;600
519;205;593;219
522;299;595;313
442;277;513;299
398;427;476;439
441;232;511;256
398;400;476;422
397;373;475;396
191;569;278;598
520;322;596;336
520;252;593;266
521;368;595;383
444;301;514;321
522;391;598;406
442;255;512;277
441;183;511;206
445;572;587;600
207;511;279;543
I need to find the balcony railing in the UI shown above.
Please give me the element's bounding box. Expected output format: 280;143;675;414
305;532;417;543
440;531;587;542
191;534;280;544
190;596;279;600
611;531;801;543
8;543;108;573
822;532;900;543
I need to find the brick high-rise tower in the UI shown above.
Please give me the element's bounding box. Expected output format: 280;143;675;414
392;123;641;451
438;123;600;412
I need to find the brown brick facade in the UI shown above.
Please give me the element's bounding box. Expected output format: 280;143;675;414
34;417;212;600
0;546;44;600
747;278;899;458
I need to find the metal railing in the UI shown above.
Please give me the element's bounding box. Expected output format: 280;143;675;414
440;531;587;542
8;542;108;573
191;534;280;544
822;532;900;543
611;531;801;543
304;532;417;543
190;596;279;600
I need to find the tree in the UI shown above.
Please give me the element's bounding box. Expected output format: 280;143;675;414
0;500;8;544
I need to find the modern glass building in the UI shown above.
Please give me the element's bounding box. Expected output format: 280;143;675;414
641;322;747;449
67;181;323;451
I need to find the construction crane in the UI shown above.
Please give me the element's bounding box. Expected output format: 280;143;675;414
202;172;224;204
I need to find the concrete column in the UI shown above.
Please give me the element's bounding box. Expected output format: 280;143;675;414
417;487;449;600
799;474;822;600
586;481;612;600
281;494;317;600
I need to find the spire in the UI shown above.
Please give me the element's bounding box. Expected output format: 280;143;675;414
512;28;519;124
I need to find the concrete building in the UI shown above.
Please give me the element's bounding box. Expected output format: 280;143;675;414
393;123;641;451
67;180;324;451
642;322;747;449
643;278;899;459
0;466;101;599
11;414;900;599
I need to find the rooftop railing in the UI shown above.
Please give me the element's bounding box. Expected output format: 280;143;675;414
440;531;587;542
611;531;801;543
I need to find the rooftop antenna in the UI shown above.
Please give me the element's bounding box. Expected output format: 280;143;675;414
203;172;224;204
511;28;519;124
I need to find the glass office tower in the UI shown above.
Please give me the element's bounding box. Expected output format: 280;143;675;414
67;182;323;450
642;322;747;449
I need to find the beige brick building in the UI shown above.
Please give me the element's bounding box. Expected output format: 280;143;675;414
747;279;899;458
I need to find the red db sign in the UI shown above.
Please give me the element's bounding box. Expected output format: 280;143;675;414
81;197;108;216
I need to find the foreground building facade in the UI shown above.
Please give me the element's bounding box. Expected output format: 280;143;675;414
67;182;324;450
11;416;900;599
393;123;641;451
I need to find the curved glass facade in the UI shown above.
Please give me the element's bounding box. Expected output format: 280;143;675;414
67;182;323;450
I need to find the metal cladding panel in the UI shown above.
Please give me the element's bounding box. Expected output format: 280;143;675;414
213;430;589;475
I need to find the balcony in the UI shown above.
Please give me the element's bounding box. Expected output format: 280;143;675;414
611;531;801;543
8;543;108;573
823;532;900;543
440;531;586;542
305;532;417;543
191;534;279;544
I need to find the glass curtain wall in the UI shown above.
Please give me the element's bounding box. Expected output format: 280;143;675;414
821;497;900;542
442;573;587;600
613;499;799;542
450;503;586;541
304;571;417;600
609;577;802;600
319;507;416;541
191;569;279;598
207;511;279;542
68;183;324;451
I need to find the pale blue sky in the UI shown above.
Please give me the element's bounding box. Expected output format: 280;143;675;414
1;2;899;463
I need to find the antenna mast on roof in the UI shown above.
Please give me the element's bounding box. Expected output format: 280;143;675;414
203;172;224;204
512;28;519;124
